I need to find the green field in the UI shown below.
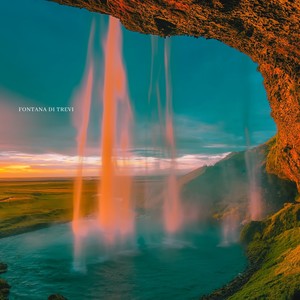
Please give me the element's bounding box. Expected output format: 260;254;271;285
0;178;163;238
0;180;80;238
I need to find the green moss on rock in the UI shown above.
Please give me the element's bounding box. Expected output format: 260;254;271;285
202;203;300;299
230;203;300;299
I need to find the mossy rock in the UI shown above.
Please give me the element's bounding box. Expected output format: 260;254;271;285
262;203;300;239
0;292;8;300
230;203;300;299
203;203;300;299
241;203;300;244
240;221;266;244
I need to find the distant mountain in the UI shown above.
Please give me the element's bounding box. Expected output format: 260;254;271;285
180;143;297;221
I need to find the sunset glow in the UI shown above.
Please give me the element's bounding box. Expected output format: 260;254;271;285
0;151;228;178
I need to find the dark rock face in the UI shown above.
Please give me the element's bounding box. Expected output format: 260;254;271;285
48;294;68;300
50;0;299;190
292;290;300;300
0;278;10;300
0;263;9;300
0;264;7;275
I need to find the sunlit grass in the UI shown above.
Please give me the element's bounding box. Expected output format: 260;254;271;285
0;178;162;238
0;180;97;237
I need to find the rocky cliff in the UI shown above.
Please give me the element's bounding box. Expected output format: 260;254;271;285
51;0;300;190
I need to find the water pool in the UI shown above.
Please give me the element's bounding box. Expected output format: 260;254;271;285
0;221;247;300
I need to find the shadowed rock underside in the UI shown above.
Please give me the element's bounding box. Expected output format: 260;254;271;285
50;0;300;189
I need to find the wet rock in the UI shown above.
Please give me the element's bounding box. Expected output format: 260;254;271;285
0;278;10;299
48;294;68;300
0;279;10;290
292;290;300;300
0;264;7;274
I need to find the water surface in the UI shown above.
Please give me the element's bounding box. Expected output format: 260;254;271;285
0;221;247;300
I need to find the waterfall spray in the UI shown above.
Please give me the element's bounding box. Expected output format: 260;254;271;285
163;39;183;234
98;16;134;245
245;129;262;221
72;22;95;270
72;16;135;260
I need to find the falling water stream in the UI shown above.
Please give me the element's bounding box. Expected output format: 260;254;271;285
98;16;134;246
163;40;183;234
72;23;95;270
245;128;263;221
72;18;185;250
71;17;135;267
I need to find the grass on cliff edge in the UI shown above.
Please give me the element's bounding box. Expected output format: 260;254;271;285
230;203;300;300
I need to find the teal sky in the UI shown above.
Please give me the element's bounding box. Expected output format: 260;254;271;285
0;0;276;158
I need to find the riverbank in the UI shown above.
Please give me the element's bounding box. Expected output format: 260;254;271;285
0;180;86;239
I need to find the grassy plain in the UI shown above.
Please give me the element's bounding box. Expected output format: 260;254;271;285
0;178;163;238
